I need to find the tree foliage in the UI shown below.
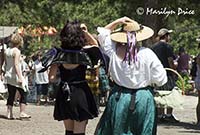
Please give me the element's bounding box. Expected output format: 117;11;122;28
0;0;199;56
170;19;200;55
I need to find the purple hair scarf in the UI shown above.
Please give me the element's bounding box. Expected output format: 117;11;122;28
123;32;137;65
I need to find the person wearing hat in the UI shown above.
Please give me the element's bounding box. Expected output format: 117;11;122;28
95;17;167;135
0;33;31;120
152;28;179;123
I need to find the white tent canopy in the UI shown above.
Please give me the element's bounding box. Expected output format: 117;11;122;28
0;26;18;38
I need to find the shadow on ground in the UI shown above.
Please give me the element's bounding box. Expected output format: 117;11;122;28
158;121;200;133
0;114;8;120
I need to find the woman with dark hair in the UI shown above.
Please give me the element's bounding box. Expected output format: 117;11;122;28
48;20;99;135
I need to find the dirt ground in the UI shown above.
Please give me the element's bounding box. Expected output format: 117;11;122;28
0;94;200;135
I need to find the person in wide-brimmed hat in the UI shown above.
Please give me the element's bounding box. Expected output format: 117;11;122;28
95;17;167;135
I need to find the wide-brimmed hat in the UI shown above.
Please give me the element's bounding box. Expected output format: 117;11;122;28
157;28;173;37
10;33;23;47
110;21;154;43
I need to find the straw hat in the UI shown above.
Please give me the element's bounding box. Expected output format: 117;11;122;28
10;33;24;47
110;20;154;43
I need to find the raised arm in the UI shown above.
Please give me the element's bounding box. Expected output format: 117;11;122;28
105;16;134;30
81;24;98;46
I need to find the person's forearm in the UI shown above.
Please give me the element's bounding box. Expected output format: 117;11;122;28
80;23;98;45
105;17;133;31
14;51;23;80
49;64;58;83
15;64;23;80
84;32;98;45
105;19;121;31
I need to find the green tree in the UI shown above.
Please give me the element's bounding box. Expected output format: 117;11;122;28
0;0;199;56
170;18;200;55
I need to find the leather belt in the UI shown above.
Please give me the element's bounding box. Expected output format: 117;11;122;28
114;82;151;111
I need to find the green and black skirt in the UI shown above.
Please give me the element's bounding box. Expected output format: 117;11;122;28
95;84;156;135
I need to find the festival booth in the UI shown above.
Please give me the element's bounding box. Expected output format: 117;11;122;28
0;26;18;38
18;25;57;38
0;26;18;59
0;26;18;49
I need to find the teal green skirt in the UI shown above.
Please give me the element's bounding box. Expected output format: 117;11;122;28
95;85;156;135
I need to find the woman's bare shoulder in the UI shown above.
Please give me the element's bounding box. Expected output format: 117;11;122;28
83;45;98;49
62;64;79;69
12;47;21;55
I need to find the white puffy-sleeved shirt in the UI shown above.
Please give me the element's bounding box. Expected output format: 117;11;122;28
97;27;167;89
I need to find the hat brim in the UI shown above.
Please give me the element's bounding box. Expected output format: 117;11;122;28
111;26;154;43
167;30;173;33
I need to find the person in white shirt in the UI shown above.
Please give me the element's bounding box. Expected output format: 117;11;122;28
95;17;167;135
22;55;30;87
14;54;30;106
0;33;31;119
33;52;49;106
